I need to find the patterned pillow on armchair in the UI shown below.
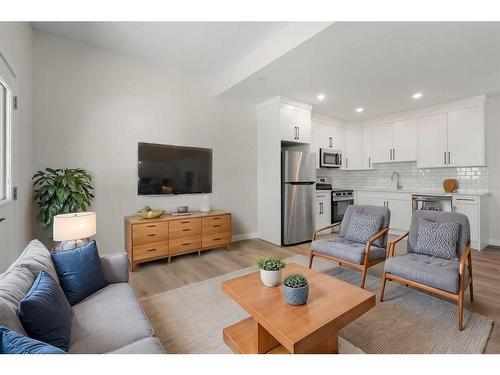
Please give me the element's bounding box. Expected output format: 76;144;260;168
415;218;460;260
345;212;384;245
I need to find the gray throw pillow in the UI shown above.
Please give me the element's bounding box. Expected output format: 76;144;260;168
345;212;383;245
415;218;460;260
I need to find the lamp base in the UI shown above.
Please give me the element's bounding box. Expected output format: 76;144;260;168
59;238;88;251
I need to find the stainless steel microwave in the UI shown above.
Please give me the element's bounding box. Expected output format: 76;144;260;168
319;148;342;168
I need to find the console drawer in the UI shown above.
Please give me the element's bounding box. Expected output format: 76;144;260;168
202;223;231;235
169;218;202;239
202;215;230;228
134;242;169;261
169;237;202;255
133;222;169;245
202;232;230;248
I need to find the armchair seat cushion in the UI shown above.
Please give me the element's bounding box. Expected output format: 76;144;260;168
385;253;469;294
311;237;386;265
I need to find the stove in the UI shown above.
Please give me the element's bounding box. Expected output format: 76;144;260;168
331;189;354;223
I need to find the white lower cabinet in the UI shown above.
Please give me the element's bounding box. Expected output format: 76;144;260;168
453;195;488;250
315;192;332;231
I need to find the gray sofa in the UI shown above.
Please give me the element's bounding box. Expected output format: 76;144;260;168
0;240;165;354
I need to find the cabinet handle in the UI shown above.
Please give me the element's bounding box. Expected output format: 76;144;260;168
147;234;156;237
297;126;300;139
181;221;190;224
212;217;221;220
182;242;191;246
456;198;475;202
393;149;395;160
389;149;392;161
182;228;190;232
329;137;333;148
369;157;371;168
146;248;156;252
146;225;156;228
448;152;451;165
213;224;221;228
444;151;447;165
213;238;222;241
0;218;5;223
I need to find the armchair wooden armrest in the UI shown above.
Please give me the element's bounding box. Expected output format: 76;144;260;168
459;244;471;277
387;231;409;258
313;222;342;241
363;227;390;264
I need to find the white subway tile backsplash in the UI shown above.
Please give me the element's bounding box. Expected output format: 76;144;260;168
318;161;488;193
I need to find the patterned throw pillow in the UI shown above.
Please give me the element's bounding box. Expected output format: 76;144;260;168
415;218;460;260
345;212;383;245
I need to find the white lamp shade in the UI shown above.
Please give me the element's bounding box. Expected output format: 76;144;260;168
53;212;96;241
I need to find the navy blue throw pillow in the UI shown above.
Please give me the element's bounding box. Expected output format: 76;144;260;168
18;271;72;351
51;240;108;305
0;326;65;354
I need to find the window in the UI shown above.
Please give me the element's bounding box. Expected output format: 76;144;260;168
0;60;13;203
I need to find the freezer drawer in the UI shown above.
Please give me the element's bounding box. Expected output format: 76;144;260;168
282;183;314;245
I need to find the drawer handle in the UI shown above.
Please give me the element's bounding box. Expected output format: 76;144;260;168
182;242;190;246
181;221;190;224
146;248;156;252
147;234;156;237
182;228;190;232
146;225;156;228
212;217;221;220
456;198;476;201
213;224;221;228
213;238;222;241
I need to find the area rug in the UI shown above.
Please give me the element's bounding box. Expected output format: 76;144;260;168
140;255;493;354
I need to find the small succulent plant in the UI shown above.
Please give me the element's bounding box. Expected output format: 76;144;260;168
283;273;308;288
257;258;286;271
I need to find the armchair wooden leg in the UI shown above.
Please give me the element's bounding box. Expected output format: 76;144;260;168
458;290;464;331
308;252;314;269
360;266;368;289
468;252;474;302
469;280;474;303
380;272;387;302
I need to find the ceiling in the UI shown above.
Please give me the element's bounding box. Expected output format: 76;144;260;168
221;22;500;121
32;22;292;75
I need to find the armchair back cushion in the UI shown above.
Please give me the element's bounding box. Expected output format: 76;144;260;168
345;212;384;244
340;205;391;247
408;211;470;258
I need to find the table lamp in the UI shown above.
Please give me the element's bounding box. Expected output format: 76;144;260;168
53;212;96;250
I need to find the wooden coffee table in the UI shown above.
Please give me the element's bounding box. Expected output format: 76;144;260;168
222;263;375;354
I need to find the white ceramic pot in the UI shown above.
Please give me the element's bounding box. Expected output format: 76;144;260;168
260;269;282;287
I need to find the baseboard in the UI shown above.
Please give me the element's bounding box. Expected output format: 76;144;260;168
488;238;500;247
231;232;259;242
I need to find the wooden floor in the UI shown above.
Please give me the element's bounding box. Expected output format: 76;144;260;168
130;236;500;353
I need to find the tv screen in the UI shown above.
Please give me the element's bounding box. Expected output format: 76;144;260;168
138;142;212;195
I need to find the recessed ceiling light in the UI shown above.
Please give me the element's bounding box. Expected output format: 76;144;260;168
412;92;423;99
317;94;325;101
355;107;364;113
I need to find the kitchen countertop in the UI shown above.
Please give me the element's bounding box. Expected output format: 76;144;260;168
351;187;489;196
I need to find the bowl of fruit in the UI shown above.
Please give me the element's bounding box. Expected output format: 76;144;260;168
137;206;165;219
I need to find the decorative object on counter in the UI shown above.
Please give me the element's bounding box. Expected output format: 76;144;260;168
177;205;189;213
258;258;286;287
283;273;309;305
443;178;458;193
32;168;94;227
200;194;210;212
53;212;96;250
137;206;164;219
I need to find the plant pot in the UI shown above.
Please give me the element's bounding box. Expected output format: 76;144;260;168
260;269;282;287
283;284;309;305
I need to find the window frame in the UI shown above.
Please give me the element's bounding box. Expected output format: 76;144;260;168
0;55;14;206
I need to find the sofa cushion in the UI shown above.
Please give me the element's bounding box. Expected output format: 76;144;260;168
415;218;460;260
385;253;468;294
340;205;390;248
0;326;65;354
408;211;470;258
19;271;72;351
51;241;108;305
68;283;153;353
8;240;59;283
345;212;383;244
109;337;165;354
311;237;386;264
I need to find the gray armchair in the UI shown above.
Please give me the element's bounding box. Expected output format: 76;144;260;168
309;205;391;289
380;210;473;331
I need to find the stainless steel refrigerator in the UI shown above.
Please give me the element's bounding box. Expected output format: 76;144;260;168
282;150;315;245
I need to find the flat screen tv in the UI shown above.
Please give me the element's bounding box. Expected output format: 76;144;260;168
138;142;212;195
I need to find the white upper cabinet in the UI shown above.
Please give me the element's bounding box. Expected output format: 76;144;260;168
417;113;448;168
392;118;418;162
362;127;373;169
417;105;485;168
311;121;345;169
372;123;393;163
280;105;311;144
372;120;417;164
447;106;484;167
343;127;363;170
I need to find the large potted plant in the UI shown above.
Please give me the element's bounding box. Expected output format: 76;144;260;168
283;273;309;305
257;258;286;287
32;168;94;227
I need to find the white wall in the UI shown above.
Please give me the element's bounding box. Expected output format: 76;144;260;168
486;95;500;246
33;31;257;254
0;22;34;269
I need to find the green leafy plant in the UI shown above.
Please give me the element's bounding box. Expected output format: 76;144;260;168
32;168;94;227
257;258;286;271
284;273;308;288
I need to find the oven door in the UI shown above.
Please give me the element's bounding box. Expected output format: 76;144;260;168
332;198;354;223
319;149;342;168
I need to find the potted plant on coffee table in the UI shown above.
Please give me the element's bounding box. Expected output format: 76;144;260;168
257;258;286;287
283;273;309;305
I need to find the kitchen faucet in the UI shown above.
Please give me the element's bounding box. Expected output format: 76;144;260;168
391;171;402;190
